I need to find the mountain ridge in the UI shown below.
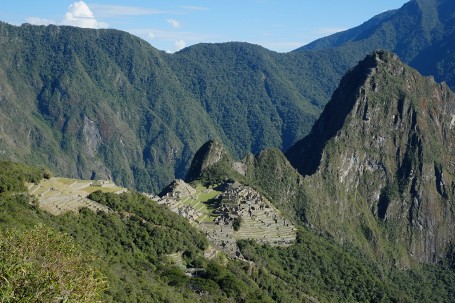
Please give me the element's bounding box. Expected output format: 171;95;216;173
189;50;455;266
0;22;336;192
295;0;455;89
289;50;455;264
3;0;455;193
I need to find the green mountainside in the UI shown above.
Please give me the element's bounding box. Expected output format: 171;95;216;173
0;23;221;193
296;0;455;89
2;50;455;303
1;0;455;193
0;162;276;302
286;50;455;265
2;161;455;302
0;23;348;193
3;0;455;301
189;51;455;270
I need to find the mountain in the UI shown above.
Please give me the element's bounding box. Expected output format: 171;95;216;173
190;51;455;268
289;50;455;265
2;0;455;194
3;162;455;301
0;22;354;193
296;0;455;89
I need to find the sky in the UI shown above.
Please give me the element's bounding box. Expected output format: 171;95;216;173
0;0;409;53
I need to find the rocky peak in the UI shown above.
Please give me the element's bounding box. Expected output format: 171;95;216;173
186;140;230;182
158;179;196;198
287;50;455;264
186;51;455;265
286;50;399;176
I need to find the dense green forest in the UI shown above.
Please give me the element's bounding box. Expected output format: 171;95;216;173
0;23;335;193
2;161;455;302
0;162;272;302
297;0;455;89
179;51;455;302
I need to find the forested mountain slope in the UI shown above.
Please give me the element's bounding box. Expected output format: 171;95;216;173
2;0;455;193
190;51;455;268
2;159;455;302
287;50;455;265
0;23;349;192
297;0;455;88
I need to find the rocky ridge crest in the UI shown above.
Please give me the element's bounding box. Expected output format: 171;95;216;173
289;50;455;264
189;51;455;266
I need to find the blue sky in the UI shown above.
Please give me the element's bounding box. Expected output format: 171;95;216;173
0;0;409;53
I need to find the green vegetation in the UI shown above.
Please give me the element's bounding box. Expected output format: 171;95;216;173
3;1;455;300
238;230;455;303
0;23;334;193
232;217;242;231
0;161;50;193
184;50;455;302
297;0;455;90
1;152;455;302
2;0;455;194
175;184;221;222
0;162;274;302
1;0;455;195
0;224;106;303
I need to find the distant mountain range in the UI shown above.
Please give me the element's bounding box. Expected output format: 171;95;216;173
0;24;334;192
4;1;455;299
1;0;455;193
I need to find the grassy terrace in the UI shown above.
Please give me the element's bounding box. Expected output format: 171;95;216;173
27;177;126;215
176;184;221;223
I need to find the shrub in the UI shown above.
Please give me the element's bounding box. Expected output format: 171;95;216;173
0;224;107;303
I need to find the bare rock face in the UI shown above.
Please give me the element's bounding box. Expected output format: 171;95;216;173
287;51;455;265
186;140;230;182
82;115;102;157
186;51;455;267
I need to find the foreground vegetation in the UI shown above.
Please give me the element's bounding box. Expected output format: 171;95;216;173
0;224;106;303
1;161;455;302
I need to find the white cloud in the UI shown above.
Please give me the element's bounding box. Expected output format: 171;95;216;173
254;40;306;52
132;28;220;42
25;17;55;26
89;4;173;18
167;19;181;29
61;1;107;29
148;32;155;39
179;6;208;11
316;27;347;35
175;40;186;51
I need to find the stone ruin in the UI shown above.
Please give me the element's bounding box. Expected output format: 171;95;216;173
159;179;197;198
154;179;297;259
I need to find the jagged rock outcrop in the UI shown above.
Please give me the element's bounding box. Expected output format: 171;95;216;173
157;178;296;259
287;50;455;265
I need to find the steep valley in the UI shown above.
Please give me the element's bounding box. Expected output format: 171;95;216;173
3;0;455;301
2;50;455;301
2;0;455;193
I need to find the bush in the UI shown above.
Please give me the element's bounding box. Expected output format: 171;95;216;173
232;217;242;231
0;224;107;303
